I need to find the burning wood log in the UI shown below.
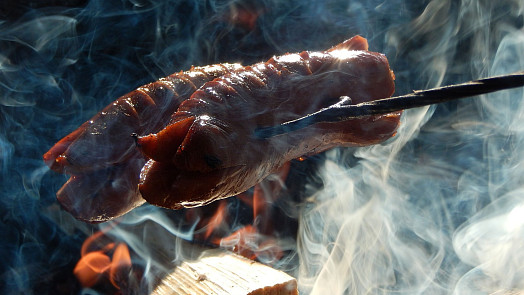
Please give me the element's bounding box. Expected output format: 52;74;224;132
152;247;298;295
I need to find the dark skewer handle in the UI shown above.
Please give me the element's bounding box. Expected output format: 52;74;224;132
255;71;524;139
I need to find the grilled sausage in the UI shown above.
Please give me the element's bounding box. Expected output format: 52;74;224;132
44;63;243;174
43;63;243;222
137;36;401;209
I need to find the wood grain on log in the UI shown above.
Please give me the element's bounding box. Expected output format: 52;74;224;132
152;248;298;295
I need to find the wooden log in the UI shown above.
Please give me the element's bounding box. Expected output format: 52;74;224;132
152;247;298;295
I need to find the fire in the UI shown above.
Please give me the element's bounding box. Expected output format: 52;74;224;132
219;225;283;262
203;200;228;240
203;163;291;261
109;243;132;289
74;230;133;291
74;250;111;287
73;162;292;292
225;2;264;31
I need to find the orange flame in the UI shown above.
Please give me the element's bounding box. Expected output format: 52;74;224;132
109;243;132;289
252;184;268;222
220;225;258;259
74;230;133;291
225;2;264;31
204;200;228;240
205;163;291;261
73;250;111;287
73;161;292;290
219;225;283;262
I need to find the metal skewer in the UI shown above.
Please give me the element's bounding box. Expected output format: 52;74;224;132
255;71;524;139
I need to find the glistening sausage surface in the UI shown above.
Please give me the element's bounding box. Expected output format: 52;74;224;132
44;63;243;174
43;63;243;222
138;36;401;209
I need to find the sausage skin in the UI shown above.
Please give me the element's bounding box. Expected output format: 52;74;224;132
138;36;401;209
43;63;243;222
44;63;243;174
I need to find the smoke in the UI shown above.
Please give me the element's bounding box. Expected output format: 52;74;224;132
296;1;524;294
452;29;524;294
1;0;523;294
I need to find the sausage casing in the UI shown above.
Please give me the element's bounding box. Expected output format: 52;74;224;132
138;36;401;209
43;63;243;222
